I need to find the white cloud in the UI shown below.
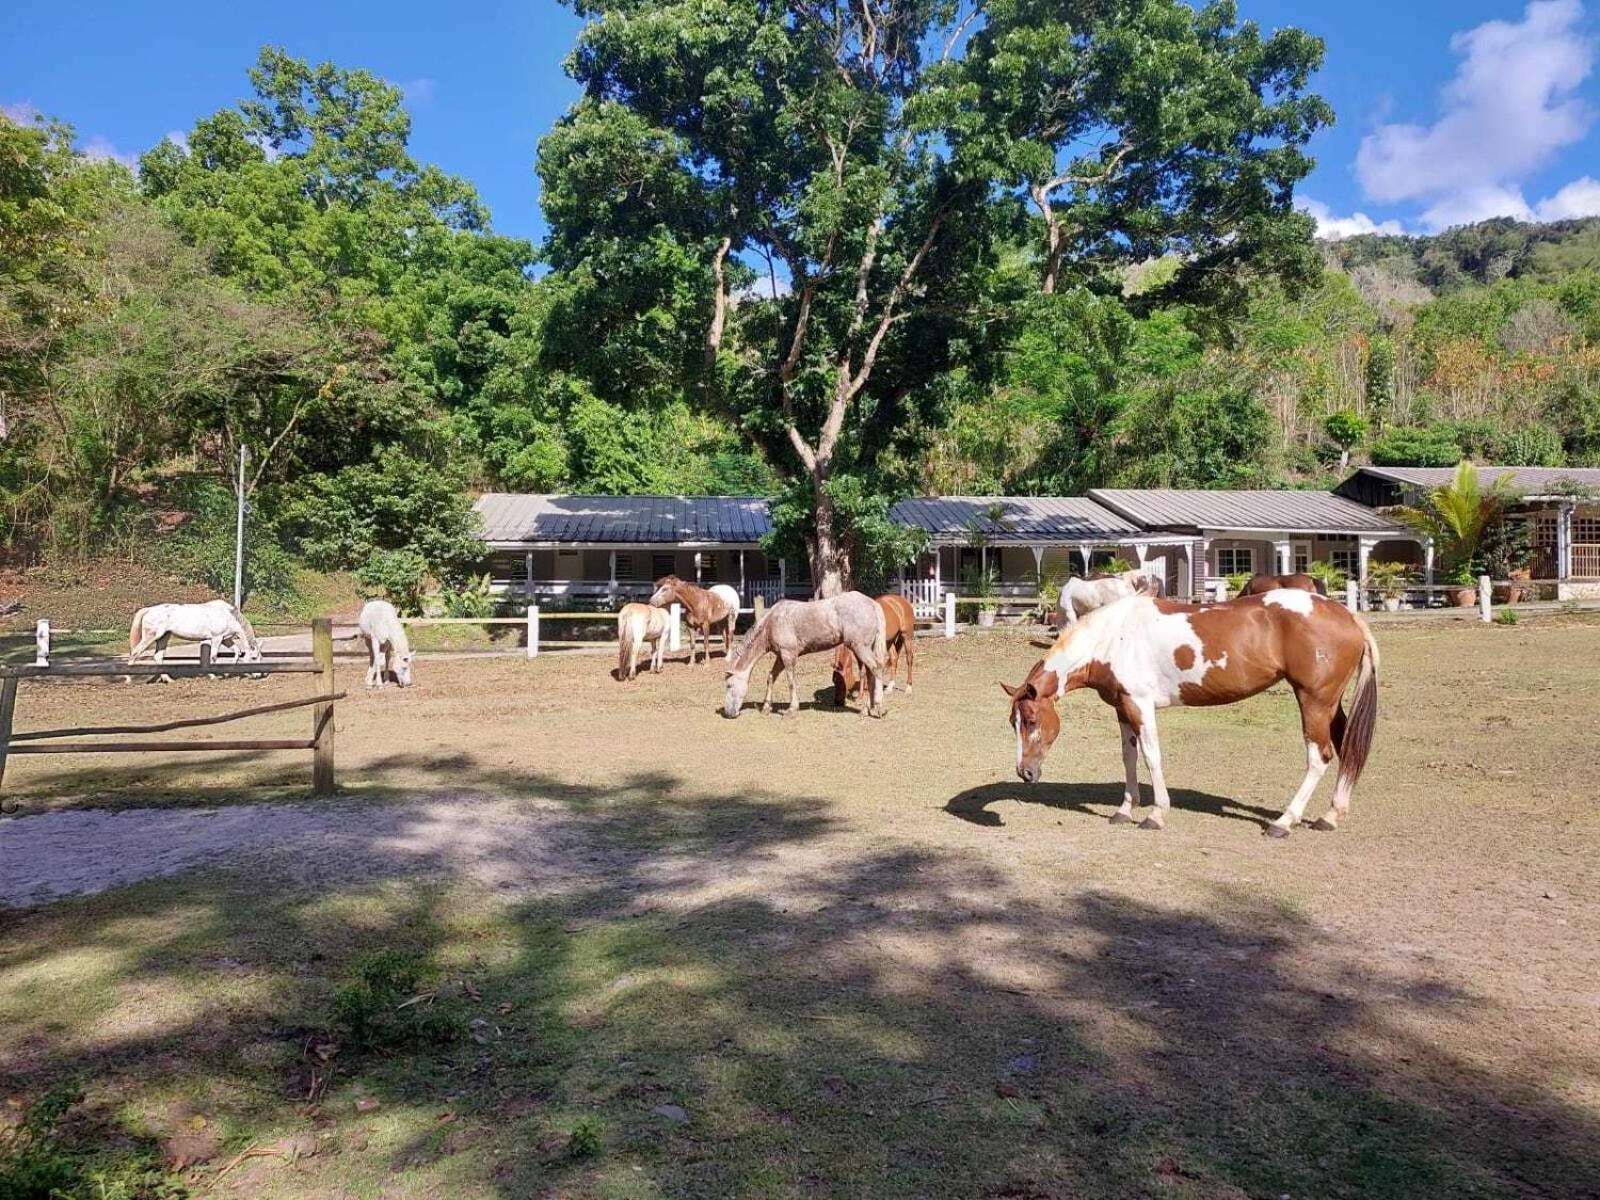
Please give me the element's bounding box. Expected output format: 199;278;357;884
1297;198;1406;240
78;135;138;170
1356;1;1595;216
2;100;42;125
163;129;189;153
402;77;437;106
1535;174;1600;218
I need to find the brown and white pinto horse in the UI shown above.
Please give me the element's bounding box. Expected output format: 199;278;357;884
1240;572;1325;597
832;594;915;705
1003;589;1379;837
648;575;740;665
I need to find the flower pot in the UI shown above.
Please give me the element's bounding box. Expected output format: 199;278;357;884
977;609;996;628
1446;586;1477;608
1382;597;1401;612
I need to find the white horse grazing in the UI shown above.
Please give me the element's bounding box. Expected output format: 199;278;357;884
129;601;261;668
1056;570;1161;626
616;602;671;681
358;600;414;688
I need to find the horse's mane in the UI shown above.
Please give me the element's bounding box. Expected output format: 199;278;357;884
726;609;773;673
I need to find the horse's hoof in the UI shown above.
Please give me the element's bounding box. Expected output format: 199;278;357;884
1264;823;1291;839
1138;817;1164;831
1310;818;1338;832
1109;811;1135;826
903;685;913;696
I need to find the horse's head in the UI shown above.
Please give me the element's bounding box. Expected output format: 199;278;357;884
831;646;856;707
648;576;682;607
723;666;751;718
393;650;414;687
1001;665;1061;784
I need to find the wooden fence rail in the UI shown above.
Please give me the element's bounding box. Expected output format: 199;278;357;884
0;618;341;796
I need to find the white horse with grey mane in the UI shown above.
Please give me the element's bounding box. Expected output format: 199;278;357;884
129;600;261;668
723;591;887;719
358;599;414;688
1056;569;1161;626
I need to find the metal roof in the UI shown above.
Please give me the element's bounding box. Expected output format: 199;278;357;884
474;494;771;546
1088;488;1410;534
889;496;1143;543
1348;465;1600;495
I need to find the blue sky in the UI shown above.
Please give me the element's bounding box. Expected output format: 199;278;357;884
4;1;1599;243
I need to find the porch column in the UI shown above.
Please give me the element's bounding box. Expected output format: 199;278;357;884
608;550;617;592
694;551;703;584
1558;502;1574;580
1031;546;1044;582
524;550;534;602
1274;536;1292;576
980;545;988;578
1077;545;1093;576
1193;538;1211;598
779;557;788;596
933;547;942;595
1357;537;1376;611
1423;538;1435;590
739;549;746;598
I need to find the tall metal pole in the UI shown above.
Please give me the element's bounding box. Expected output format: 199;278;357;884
233;445;248;611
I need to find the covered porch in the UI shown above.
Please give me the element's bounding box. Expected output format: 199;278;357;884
1529;502;1600;595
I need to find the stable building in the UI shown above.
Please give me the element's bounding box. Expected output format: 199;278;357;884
1335;465;1600;596
474;494;809;605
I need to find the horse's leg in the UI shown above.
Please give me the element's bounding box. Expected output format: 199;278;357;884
784;652;801;716
761;658;782;715
1270;690;1338;838
153;633;173;684
1110;713;1141;825
901;633;914;696
1132;700;1171;830
365;637;381;688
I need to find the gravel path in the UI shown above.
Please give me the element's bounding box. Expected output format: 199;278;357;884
0;795;627;908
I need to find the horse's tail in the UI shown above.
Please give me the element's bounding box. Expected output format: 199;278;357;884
129;607;148;656
617;609;639;677
1335;620;1381;799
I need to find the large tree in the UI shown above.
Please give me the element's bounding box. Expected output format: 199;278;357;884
546;0;1330;592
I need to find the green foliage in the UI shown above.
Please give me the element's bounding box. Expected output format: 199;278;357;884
441;572;496;619
1323;411;1369;451
355;549;431;614
1364;560;1411;599
1370;425;1464;468
153;480;298;609
1102;558;1135;575
1480;514;1533;579
1307;559;1349;593
1117;385;1277;488
0;1086;186;1200
1495;606;1520;625
1399;462;1518;578
1225;572;1254;597
566;1117;605;1160
330;950;463;1052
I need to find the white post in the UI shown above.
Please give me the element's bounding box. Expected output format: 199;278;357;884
34;619;49;667
526;604;539;659
1558;503;1574;580
1345;580;1358;612
233;444;248;612
739;549;746;599
1357;538;1375;612
1479;575;1493;623
669;602;682;651
944;590;956;639
1274;536;1292;576
524;551;534;601
1216;580;1230;602
694;551;703;583
1423;539;1435;591
608;550;617;591
1193;538;1211;598
933;548;942;597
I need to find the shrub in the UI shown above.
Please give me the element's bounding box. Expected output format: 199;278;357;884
1369;425;1463;467
1495;607;1519;625
154;479;299;610
0;1087;185;1200
1307;559;1349;593
566;1117;604;1160
441;572;496;619
355;549;431;614
1224;571;1253;596
330;951;463;1052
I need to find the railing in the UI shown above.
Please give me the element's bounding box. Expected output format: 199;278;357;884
1573;544;1600;579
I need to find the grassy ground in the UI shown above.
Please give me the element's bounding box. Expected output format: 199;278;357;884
2;617;1598;1197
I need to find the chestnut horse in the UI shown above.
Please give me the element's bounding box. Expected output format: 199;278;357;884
1240;572;1325;597
648;575;740;664
1003;589;1378;837
832;594;915;704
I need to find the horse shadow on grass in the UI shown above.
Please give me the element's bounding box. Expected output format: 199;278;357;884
943;779;1282;829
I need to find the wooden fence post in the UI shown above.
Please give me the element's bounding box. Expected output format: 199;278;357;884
0;675;18;790
34;620;48;667
312;617;335;796
1479;575;1493;623
526;605;539;659
944;591;956;639
669;602;682;651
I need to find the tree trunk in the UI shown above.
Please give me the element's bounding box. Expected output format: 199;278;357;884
810;476;848;598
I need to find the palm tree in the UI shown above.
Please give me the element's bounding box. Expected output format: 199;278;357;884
1397;462;1518;582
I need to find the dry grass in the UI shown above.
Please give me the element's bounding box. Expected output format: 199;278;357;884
1;617;1598;1197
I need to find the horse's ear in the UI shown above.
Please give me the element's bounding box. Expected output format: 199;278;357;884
999;681;1020;698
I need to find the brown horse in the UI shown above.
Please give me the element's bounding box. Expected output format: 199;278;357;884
725;592;887;718
648;576;740;665
832;594;916;704
1240;572;1326;597
1003;589;1378;837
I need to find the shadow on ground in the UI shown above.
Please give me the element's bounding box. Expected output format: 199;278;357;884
944;780;1283;830
3;761;1596;1199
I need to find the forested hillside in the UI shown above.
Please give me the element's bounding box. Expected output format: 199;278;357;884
4;19;1600;603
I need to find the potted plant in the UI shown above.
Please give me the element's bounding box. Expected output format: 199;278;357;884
1364;560;1411;611
1480;513;1532;603
1101;556;1136;575
1224;571;1253;599
973;567;999;627
1444;561;1478;608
